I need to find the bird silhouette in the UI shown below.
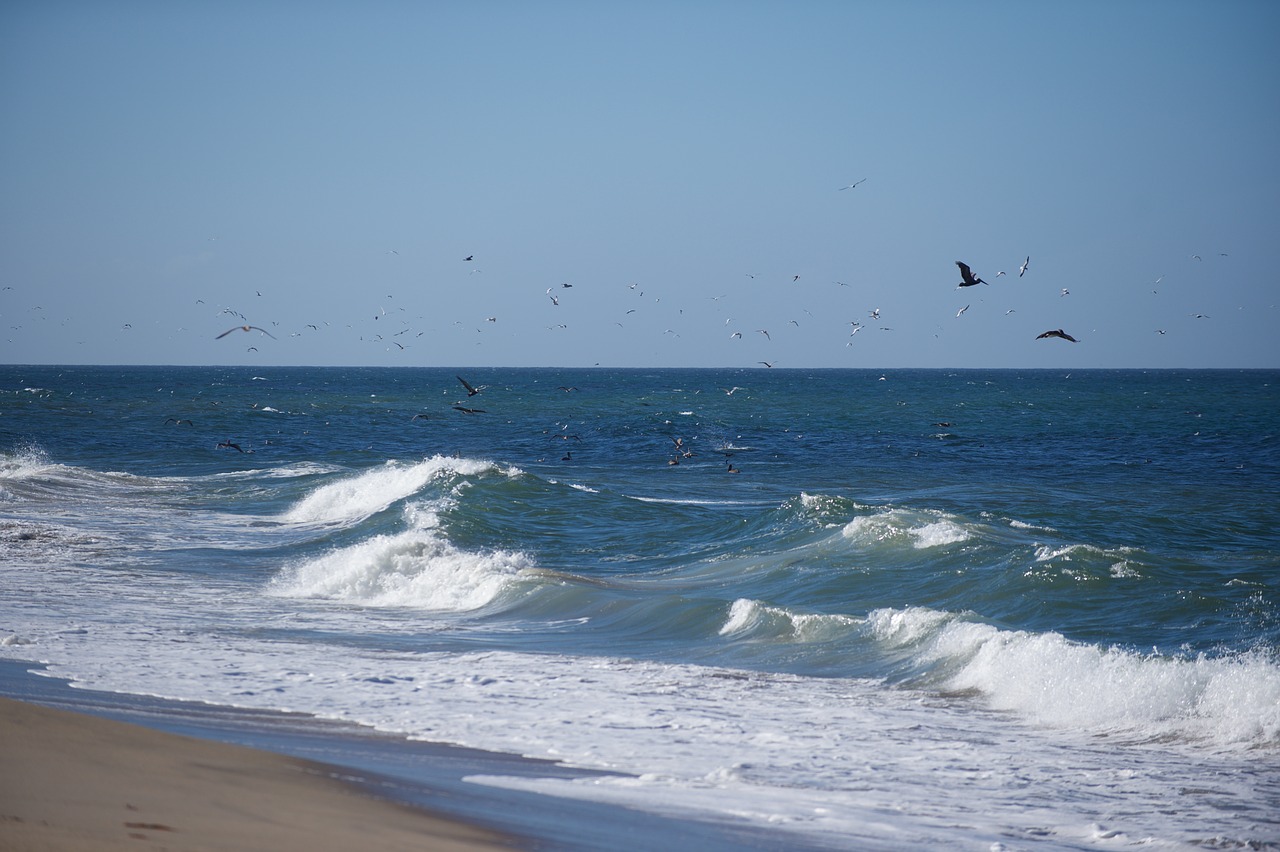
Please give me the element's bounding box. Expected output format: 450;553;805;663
955;261;987;287
1036;329;1079;342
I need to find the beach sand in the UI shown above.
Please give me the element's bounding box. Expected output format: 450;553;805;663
0;696;517;851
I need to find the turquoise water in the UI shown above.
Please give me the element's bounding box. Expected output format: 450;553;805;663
2;366;1278;848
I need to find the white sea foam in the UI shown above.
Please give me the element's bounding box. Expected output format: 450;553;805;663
841;508;974;550
282;456;506;525
867;606;1280;749
720;598;859;642
271;503;534;611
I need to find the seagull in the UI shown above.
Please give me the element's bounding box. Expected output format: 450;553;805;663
165;418;194;426
1036;329;1079;342
838;178;867;190
464;255;473;261
869;308;880;320
759;361;774;368
956;305;970;317
216;325;276;340
1018;256;1030;277
757;329;771;340
1060;288;1070;297
457;375;482;396
956;261;987;287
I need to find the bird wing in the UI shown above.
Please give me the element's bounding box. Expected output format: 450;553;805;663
955;261;976;285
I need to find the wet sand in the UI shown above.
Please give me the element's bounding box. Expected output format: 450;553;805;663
0;696;517;851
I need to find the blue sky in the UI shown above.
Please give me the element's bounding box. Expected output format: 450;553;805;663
2;1;1277;369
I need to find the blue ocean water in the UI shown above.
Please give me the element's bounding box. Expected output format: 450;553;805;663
2;365;1278;849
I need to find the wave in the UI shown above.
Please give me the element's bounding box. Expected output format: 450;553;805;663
281;455;517;526
865;606;1280;750
841;506;975;550
270;501;537;611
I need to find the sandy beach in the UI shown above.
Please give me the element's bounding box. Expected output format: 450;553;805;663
0;696;516;851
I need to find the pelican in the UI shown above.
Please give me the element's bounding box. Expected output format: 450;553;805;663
216;325;276;340
1036;329;1078;342
955;261;987;287
453;405;485;414
456;376;482;396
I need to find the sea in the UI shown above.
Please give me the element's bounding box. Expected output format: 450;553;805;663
1;365;1278;850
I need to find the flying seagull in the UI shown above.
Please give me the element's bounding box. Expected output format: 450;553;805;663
956;305;970;317
216;325;276;340
1036;329;1079;342
1018;256;1030;277
838;178;867;190
457;375;481;396
955;261;988;287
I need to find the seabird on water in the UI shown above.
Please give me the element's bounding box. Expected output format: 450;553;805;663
1036;329;1079;342
216;325;276;340
955;261;988;287
165;418;194;426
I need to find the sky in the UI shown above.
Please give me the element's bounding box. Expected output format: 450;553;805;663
2;0;1277;370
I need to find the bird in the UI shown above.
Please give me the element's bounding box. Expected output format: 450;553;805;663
955;261;987;287
1018;256;1030;278
1060;289;1070;297
838;178;867;190
216;325;276;340
165;418;194;426
1036;329;1079;342
216;440;246;452
464;255;473;261
759;361;774;368
756;329;771;340
453;405;485;414
457;376;481;396
869;308;880;320
956;305;969;317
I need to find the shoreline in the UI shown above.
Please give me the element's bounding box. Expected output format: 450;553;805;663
0;694;517;851
0;660;792;851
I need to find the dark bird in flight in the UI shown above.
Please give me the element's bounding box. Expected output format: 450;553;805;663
216;440;246;452
453;405;485;414
838;178;867;190
1036;329;1079;342
464;255;473;261
1019;256;1030;278
955;261;988;287
216;325;276;340
457;376;481;396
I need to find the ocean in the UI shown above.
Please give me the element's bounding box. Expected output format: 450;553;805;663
2;365;1278;850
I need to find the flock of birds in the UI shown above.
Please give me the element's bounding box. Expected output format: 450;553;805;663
208;252;1097;365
